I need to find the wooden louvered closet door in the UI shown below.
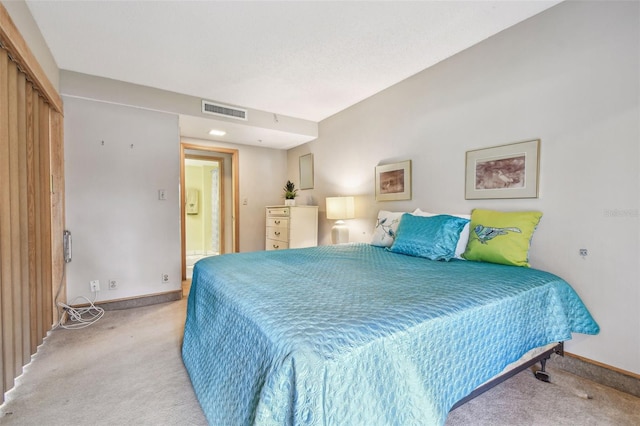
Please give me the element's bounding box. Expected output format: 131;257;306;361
0;4;65;402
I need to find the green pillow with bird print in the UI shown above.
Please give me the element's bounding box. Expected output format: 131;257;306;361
462;209;542;267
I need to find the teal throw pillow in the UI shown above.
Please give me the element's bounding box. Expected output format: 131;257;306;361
389;213;470;261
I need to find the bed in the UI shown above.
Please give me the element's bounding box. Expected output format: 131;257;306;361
182;242;599;425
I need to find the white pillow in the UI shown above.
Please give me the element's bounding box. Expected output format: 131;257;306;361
370;210;405;247
412;208;471;259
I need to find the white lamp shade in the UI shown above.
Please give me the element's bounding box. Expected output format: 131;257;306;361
326;196;355;220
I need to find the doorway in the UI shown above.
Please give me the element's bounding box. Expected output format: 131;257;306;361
184;156;223;278
180;143;239;281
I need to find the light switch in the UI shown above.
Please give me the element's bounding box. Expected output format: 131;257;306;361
158;189;167;200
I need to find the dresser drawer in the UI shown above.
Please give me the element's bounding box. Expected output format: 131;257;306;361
266;226;288;242
266;217;289;227
266;207;290;217
266;238;288;251
265;205;317;251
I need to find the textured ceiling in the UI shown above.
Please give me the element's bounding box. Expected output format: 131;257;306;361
26;0;561;147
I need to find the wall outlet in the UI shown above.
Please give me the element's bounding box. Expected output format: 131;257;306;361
108;279;117;290
161;273;169;283
90;280;100;292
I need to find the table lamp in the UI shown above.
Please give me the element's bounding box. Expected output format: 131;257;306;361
326;196;355;244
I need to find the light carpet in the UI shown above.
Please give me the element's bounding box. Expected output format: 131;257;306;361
0;298;637;425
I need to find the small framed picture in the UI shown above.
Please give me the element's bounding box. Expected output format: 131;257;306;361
375;160;411;201
465;139;540;199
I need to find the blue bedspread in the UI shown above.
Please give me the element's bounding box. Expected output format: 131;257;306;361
182;243;598;426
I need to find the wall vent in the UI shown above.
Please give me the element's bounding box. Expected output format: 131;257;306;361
202;100;248;120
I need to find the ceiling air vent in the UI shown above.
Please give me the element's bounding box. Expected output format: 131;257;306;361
202;100;248;121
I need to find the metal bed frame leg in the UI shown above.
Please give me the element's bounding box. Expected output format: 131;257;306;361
534;342;563;383
534;355;551;382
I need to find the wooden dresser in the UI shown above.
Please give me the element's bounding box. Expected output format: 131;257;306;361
265;206;318;251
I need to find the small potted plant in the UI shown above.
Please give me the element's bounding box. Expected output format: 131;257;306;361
283;180;298;206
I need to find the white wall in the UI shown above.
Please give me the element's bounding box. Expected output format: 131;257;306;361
288;1;639;374
64;100;289;301
64;96;182;301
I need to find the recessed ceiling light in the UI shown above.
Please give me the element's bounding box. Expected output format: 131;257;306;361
208;129;226;136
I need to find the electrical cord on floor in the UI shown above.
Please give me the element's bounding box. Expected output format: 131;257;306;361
53;262;105;330
54;294;105;330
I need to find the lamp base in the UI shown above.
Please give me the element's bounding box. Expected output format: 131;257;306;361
331;220;349;244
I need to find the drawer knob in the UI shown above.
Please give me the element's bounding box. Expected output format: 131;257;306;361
274;231;281;236
274;220;280;224
273;245;279;249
